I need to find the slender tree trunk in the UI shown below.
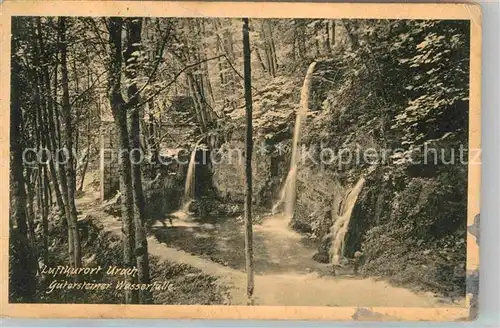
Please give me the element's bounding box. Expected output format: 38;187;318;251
315;23;321;57
242;18;254;305
254;46;267;73
107;17;138;304
42;167;50;264
294;20;305;59
292;22;297;61
187;73;207;130
31;28;51;266
299;21;306;58
46;171;53;206
78;111;92;192
147;101;159;162
200;21;216;112
261;21;275;77
59;17;82;269
267;21;278;71
54;69;63;150
192;76;210;125
35;26;53;265
221;19;237;109
78;147;90;191
324;20;332;54
52;54;74;265
72;56;81;169
124;17;151;304
213;19;225;85
331;20;336;48
25;170;38;260
35;91;49;265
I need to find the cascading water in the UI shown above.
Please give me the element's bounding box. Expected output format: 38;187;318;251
184;148;197;200
329;177;366;266
182;135;207;211
272;62;317;220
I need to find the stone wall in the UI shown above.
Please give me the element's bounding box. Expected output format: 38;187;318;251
294;164;346;233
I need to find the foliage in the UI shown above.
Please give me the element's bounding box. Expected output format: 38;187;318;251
294;19;469;296
150;258;230;305
391;20;470;164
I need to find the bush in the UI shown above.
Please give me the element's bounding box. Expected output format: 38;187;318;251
360;168;466;297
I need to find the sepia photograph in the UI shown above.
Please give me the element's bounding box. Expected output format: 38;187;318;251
1;1;481;321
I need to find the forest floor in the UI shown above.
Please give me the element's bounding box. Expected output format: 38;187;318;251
76;182;463;307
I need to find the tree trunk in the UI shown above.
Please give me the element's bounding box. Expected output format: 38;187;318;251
107;17;138;304
242;18;254;305
187;73;207;130
254;46;267;73
261;21;275;77
213;19;225;85
124;17;152;304
267;21;278;71
59;17;82;269
78;146;90;191
42;167;50;264
52;54;74;265
315;22;321;57
331;20;336;48
25;170;38;262
147;101;159;162
296;20;306;59
35;96;49;265
200;21;216;113
324;20;332;54
10;33;36;301
32;28;51;266
78;107;92;192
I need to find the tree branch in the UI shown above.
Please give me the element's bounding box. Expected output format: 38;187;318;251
134;54;226;109
221;54;258;91
69;68;108;107
128;24;173;104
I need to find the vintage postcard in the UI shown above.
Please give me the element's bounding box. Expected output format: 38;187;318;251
0;1;481;321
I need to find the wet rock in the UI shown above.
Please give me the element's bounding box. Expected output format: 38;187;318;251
312;252;329;264
290;220;313;233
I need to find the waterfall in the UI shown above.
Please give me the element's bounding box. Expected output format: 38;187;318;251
271;170;293;215
182;136;207;211
330;177;366;266
184;148;197;201
272;62;316;220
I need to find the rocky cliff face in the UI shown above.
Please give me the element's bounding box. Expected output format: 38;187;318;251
211;137;285;208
